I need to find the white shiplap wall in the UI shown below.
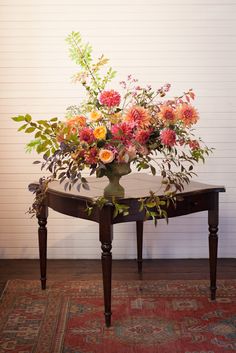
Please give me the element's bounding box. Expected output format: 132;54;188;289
0;0;236;259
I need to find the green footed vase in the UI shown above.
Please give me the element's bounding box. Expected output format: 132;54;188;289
103;162;131;198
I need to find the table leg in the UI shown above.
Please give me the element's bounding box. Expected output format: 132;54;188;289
136;221;143;274
208;193;219;300
99;208;113;327
37;204;48;290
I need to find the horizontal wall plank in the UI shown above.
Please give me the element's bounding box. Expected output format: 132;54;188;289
1;67;236;83
1;56;235;67
0;5;235;21
0;222;234;235
1;84;235;100
0;0;234;5
0;247;234;260
0;25;235;37
1;213;234;226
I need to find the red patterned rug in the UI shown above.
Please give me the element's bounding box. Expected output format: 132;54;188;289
0;279;236;353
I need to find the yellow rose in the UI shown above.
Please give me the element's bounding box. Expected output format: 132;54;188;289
89;110;102;122
99;149;114;164
93;126;107;140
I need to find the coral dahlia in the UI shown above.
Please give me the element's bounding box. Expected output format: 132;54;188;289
158;105;176;125
124;106;151;128
177;104;199;127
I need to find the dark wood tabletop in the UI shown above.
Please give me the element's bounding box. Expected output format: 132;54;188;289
45;172;225;200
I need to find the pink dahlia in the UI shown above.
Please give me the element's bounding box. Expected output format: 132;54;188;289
111;122;133;143
177;104;199;127
124;106;151;128
135;129;151;144
160;129;176;147
85;147;99;164
99;89;121;107
79;127;95;144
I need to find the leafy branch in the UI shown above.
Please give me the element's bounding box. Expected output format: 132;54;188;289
85;192;175;226
66;31;101;92
28;176;52;217
139;191;176;226
66;31;116;100
85;196;130;219
12;114;61;157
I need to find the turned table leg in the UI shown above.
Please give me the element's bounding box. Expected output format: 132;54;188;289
99;207;113;327
208;193;219;300
37;204;48;290
136;221;143;274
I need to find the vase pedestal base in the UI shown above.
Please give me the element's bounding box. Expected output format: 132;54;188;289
103;180;125;199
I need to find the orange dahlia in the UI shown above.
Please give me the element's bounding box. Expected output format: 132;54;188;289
66;115;86;128
177;104;199;127
124;106;151;128
158;105;176;125
66;115;87;135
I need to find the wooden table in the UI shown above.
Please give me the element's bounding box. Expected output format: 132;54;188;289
30;173;225;327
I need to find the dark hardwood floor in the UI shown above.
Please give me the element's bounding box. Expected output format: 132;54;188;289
0;259;236;292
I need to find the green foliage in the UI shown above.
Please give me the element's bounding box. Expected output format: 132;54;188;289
85;196;130;219
100;67;117;90
26;139;41;153
66;31;92;68
12;114;60;156
12;115;26;122
65;105;82;118
112;197;130;218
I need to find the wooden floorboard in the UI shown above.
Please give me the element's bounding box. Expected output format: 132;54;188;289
0;259;236;284
0;259;235;295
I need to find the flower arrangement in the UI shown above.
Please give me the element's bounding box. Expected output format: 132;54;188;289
12;32;211;219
